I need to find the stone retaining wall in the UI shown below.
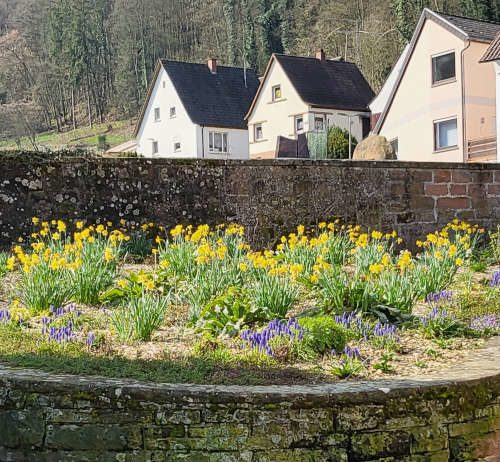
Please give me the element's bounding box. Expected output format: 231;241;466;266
0;338;499;461
0;157;499;248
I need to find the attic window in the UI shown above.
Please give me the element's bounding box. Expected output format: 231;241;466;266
272;85;282;101
170;107;176;118
174;142;181;152
152;141;159;155
154;107;161;122
432;52;455;84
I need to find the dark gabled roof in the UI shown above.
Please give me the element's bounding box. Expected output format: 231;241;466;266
274;54;374;112
161;60;260;129
134;60;260;135
480;32;500;62
439;13;500;42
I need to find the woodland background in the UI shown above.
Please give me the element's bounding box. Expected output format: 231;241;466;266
0;0;498;142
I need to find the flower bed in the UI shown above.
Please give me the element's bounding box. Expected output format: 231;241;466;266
0;219;498;385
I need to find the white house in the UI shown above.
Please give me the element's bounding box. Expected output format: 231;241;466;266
134;59;260;159
245;50;374;159
480;32;500;161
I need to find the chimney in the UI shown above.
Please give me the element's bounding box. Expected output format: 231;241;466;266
207;58;217;74
316;49;326;62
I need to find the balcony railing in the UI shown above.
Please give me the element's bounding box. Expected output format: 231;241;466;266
467;136;497;161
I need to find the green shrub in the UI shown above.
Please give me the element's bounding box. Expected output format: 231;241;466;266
327;126;357;159
111;293;169;342
298;316;347;357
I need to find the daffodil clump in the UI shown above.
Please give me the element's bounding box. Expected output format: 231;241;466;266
1;218;489;339
8;219;127;312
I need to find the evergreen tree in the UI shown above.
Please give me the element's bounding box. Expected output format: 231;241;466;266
242;0;258;70
461;0;499;21
392;0;430;43
223;0;237;65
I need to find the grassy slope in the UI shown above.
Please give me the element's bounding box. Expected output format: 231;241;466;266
0;119;136;151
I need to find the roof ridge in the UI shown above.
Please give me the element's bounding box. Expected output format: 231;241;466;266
433;9;500;26
274;53;357;66
160;58;256;72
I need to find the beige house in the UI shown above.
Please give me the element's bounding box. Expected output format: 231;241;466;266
246;51;374;159
373;9;500;162
480;33;500;160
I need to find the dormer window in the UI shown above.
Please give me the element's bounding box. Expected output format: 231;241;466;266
432;52;455;85
154;107;161;122
170;107;176;118
272;85;282;101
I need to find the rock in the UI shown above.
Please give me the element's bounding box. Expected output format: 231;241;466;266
353;135;396;160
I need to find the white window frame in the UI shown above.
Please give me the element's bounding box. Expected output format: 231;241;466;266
295;115;304;134
208;131;229;154
431;51;456;85
434;117;458;151
154;107;161;122
152;141;159;155
170;107;176;118
254;123;263;141
272;85;282;101
314;114;325;132
173;141;181;152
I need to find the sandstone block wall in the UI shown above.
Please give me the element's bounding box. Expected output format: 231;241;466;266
0;157;498;248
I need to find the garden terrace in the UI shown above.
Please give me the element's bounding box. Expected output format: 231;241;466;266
0;337;499;461
0;217;499;460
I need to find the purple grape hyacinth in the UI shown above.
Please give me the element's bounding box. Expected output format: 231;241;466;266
241;319;304;357
46;321;76;344
86;332;96;347
470;314;499;332
333;312;399;343
425;290;453;304
0;309;10;324
41;305;82;344
490;270;500;288
421;306;453;325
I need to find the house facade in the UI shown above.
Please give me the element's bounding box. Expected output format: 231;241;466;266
480;33;500;161
135;59;259;159
373;9;500;162
246;51;374;159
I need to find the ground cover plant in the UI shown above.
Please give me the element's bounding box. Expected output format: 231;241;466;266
0;218;498;385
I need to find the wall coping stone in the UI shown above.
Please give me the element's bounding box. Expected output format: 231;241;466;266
0;337;498;406
2;156;500;170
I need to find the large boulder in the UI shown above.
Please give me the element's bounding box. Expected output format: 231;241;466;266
353;135;396;161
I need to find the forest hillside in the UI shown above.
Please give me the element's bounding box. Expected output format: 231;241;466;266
0;0;498;145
